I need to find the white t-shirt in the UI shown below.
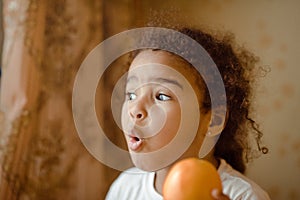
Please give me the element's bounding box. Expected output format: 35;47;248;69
105;159;270;200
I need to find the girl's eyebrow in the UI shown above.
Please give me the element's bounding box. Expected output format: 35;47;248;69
153;78;183;89
126;76;183;89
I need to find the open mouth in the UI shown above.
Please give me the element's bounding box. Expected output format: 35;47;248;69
132;136;140;141
128;135;144;151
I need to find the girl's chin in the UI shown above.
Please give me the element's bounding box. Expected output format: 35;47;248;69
130;154;167;172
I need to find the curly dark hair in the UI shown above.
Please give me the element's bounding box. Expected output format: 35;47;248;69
128;25;268;173
177;28;268;173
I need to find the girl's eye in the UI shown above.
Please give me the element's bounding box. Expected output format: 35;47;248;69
127;92;137;101
156;93;171;101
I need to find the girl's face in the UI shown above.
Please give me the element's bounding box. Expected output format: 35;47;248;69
121;50;210;171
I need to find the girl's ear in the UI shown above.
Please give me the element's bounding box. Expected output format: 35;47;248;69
208;107;228;136
198;107;228;158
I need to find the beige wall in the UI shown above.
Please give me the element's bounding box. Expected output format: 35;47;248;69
133;0;300;199
140;1;300;199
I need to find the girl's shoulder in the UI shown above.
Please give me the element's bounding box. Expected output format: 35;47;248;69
218;159;270;200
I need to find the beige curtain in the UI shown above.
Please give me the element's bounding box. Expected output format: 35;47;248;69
0;0;138;199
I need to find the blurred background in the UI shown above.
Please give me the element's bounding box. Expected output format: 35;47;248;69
0;0;299;199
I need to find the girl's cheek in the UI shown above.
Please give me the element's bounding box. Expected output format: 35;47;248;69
121;103;131;130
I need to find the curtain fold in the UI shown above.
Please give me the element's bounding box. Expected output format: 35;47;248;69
0;0;128;199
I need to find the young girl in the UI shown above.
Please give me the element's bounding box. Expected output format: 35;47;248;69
105;27;270;200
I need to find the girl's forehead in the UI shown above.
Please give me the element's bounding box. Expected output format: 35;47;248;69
129;50;199;87
130;50;188;70
127;63;186;88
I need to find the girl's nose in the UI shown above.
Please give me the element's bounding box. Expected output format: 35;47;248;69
129;100;148;121
130;107;147;121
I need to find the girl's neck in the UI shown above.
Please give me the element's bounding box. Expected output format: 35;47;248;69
154;167;170;195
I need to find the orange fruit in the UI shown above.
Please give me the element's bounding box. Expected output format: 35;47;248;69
163;158;222;200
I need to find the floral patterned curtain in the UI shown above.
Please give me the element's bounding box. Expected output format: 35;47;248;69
0;0;138;199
